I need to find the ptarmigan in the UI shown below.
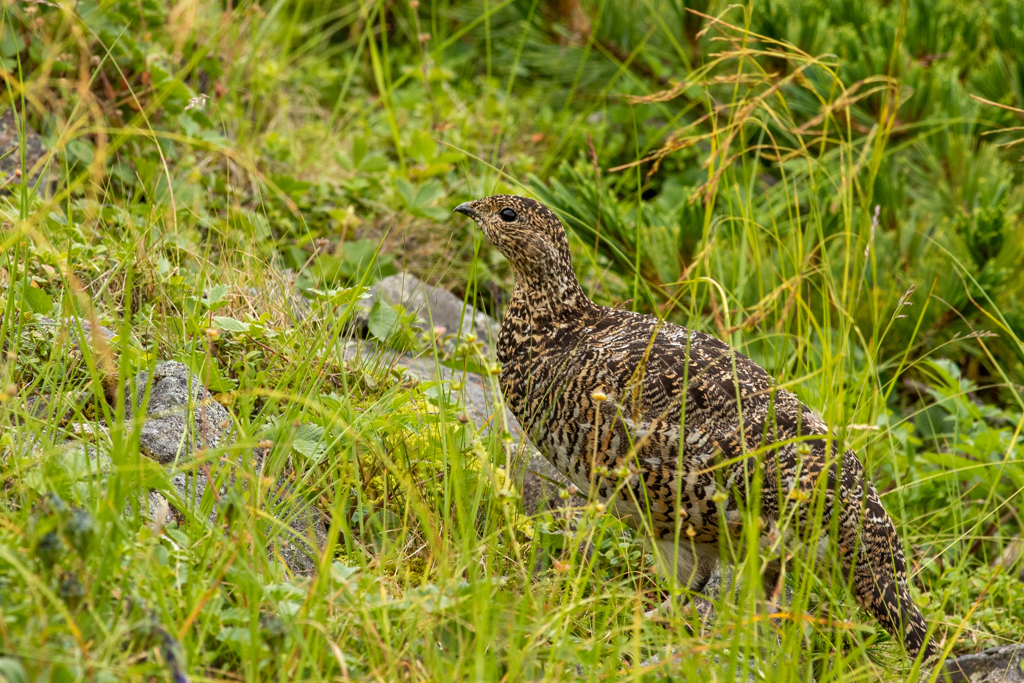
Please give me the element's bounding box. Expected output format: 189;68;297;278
454;194;935;661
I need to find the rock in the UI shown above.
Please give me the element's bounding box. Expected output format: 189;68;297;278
636;651;759;682
31;316;115;343
126;362;233;464
258;464;329;577
9;317;117;428
124;362;326;575
520;453;586;515
344;340;582;515
358;271;499;348
0;108;52;196
941;645;1024;682
70;318;116;350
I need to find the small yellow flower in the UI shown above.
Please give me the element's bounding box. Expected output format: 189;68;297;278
590;390;608;402
787;487;810;502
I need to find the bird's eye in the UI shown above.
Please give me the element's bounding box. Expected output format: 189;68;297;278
499;208;518;222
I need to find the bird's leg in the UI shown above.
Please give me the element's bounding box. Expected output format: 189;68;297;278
761;557;782;604
645;541;718;629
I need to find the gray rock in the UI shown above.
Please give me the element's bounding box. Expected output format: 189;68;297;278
125;362;233;464
31;316;115;343
0;108;52;196
144;452;327;577
20;358;324;577
9;318;117;428
359;271;500;348
69;318;116;349
344;340;581;514
259;465;329;577
124;362;326;575
941;646;1024;682
637;651;759;682
520;453;588;515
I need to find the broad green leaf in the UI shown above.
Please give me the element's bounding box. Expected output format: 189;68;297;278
17;282;53;315
205;284;230;306
352;136;367;168
395;176;416;207
291;438;323;458
0;657;29;683
368;302;402;342
212;316;250;333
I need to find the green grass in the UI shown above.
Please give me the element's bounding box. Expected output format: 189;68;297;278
1;0;1024;680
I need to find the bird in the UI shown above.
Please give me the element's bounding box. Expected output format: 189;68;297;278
454;194;936;662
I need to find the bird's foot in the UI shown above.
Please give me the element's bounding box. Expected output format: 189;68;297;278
644;593;717;636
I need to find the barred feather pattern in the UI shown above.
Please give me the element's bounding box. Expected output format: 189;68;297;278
456;194;935;661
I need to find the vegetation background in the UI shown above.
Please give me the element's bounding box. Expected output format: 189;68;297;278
1;0;1023;680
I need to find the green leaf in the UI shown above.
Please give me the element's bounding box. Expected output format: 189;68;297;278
341;239;379;271
352;136;367;168
0;657;28;683
409;134;436;162
205;284;230;307
66;139;94;166
292;438;323;458
358;154;388;173
313;239;389;284
368;302;402;342
396;178;446;219
212;316;250;333
294;424;324;442
16;282;53;315
395;176;417;208
421;206;450;221
291;423;325;458
0;26;21;59
413;179;444;206
331;562;359;581
217;626;252;646
270;174;311;201
308;286;364;307
48;664;78;683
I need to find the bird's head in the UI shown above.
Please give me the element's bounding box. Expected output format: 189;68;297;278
453;194;575;282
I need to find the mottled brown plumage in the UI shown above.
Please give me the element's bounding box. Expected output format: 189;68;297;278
454;194;936;661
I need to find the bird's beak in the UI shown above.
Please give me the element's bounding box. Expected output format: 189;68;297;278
453;202;479;220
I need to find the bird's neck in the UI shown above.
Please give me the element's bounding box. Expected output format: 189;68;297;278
507;261;596;324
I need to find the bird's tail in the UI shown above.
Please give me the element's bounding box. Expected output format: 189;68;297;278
833;451;937;662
